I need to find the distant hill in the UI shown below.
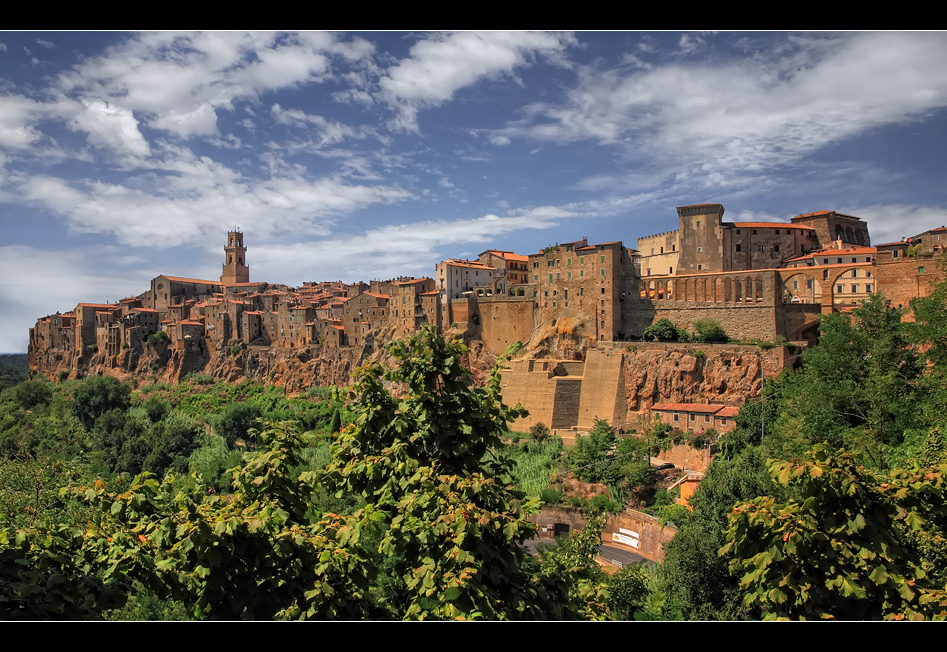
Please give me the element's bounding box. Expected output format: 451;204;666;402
0;354;28;385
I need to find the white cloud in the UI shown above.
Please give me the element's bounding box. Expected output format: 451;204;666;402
0;244;155;352
379;31;576;131
55;31;366;139
36;39;55;49
843;204;947;245
490;32;947;177
18;161;416;248
68;99;151;158
251;205;571;283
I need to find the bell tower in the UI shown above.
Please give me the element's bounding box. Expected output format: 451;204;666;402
221;228;250;286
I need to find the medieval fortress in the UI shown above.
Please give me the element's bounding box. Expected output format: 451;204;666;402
28;203;947;439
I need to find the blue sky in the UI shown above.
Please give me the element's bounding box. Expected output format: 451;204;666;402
2;31;947;352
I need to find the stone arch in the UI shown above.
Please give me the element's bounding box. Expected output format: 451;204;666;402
724;277;732;302
734;277;743;302
781;271;821;303
845;227;855;243
715;277;723;303
855;229;866;245
835;224;844;241
700;277;708;302
755;276;764;302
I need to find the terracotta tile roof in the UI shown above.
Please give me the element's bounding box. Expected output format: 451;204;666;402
652;403;724;414
78;303;116;308
716;406;741;418
732;222;808;229
160;275;222;285
791;210;833;219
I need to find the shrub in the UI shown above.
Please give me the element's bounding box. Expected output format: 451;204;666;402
147;331;169;346
529;422;551;443
643;318;679;342
14;380;54;409
692;319;728;343
72;376;132;430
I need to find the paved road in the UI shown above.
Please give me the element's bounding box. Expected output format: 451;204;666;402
524;537;650;566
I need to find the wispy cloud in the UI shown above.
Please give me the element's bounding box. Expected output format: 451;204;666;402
379;31;576;131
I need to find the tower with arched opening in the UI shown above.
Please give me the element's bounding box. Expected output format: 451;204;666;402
221;229;250;286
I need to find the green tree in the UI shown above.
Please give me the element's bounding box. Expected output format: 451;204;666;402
722;445;947;620
767;296;922;469
71;377;131;431
643;318;679;342
213;403;262;448
529;421;551;443
691;319;728;343
658;445;771;620
327;326;605;620
13;380;53;410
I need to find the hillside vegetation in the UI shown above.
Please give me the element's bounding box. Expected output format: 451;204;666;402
4;263;947;620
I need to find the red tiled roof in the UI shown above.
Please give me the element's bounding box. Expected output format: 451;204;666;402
652;403;724;414
159;275;222;285
731;222;807;229
716;406;740;418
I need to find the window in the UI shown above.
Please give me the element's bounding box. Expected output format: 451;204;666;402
736;229;741;235
564;290;568;300
580;270;584;277
601;255;606;263
580;257;585;264
697;221;701;227
823;259;829;265
556;273;560;279
660;247;664;254
752;229;758;234
600;268;605;276
736;244;742;252
705;415;711;423
774;230;780;235
920;266;926;274
548;260;554;267
806;279;813;289
793;280;798;290
893;250;899;259
579;288;584;295
697;247;702;253
851;284;858;292
689;413;696;421
866;284;872;292
533;261;539;268
698;264;703;270
534;274;538;281
823;270;829;280
837;285;844;293
669;267;673;274
549;274;553;282
601;299;605;306
651;248;655;255
774;244;780;253
672;244;676;252
837;258;843;264
567;272;572;279
757;245;764;253
601;287;605;294
852;257;857;263
568;258;572;266
673;413;679;422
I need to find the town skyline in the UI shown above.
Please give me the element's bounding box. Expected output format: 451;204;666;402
4;31;947;352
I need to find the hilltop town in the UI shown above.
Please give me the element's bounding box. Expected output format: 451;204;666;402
28;203;947;441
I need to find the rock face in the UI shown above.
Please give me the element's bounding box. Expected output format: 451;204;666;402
30;329;793;430
622;343;788;412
